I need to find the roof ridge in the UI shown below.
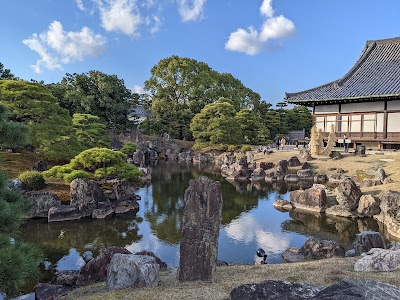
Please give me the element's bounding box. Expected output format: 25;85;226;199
368;36;400;44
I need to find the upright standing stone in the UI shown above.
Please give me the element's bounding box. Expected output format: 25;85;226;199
178;176;223;282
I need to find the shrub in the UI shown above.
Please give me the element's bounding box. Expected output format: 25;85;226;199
45;147;143;185
227;145;238;152
241;145;252;152
18;171;45;191
63;170;91;183
121;143;137;157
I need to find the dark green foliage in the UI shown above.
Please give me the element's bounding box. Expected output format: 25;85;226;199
286;106;313;136
0;80;81;161
0;105;28;149
72;113;110;149
18;171;45;191
44;148;143;184
0;169;42;297
56;71;134;131
0;239;42;298
120;143;137;157
143;56;261;140
190;98;243;147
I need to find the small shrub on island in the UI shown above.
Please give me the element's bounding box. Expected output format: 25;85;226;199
227;145;238;152
18;171;45;191
43;148;143;184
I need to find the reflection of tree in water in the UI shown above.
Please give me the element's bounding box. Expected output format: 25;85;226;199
20;213;142;265
147;163;274;242
281;210;380;248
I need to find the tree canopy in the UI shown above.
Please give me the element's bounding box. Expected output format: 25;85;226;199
190;98;243;147
72;113;110;149
0;63;18;80
0;80;80;160
53;71;134;131
143;56;261;140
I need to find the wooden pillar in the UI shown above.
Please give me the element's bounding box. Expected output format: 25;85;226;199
383;101;388;139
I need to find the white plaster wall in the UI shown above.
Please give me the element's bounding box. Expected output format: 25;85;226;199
314;104;339;114
341;101;384;113
387;100;400;111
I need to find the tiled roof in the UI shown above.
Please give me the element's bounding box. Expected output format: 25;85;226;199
285;37;400;105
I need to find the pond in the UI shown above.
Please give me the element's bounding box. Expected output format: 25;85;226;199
20;161;383;290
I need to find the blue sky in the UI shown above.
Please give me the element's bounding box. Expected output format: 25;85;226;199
1;0;399;106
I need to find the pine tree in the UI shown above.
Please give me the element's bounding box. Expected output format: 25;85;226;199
0;105;42;298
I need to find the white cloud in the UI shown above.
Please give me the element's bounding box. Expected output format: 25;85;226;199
132;84;145;94
75;0;85;11
177;0;206;22
23;21;106;73
225;0;295;55
94;0;142;37
145;14;162;34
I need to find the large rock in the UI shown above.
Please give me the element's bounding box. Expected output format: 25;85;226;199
336;178;362;211
357;194;380;216
113;199;139;214
48;205;82;222
7;178;25;191
325;205;357;218
106;254;160;290
314;278;400;299
99;179;137;202
273;199;292;211
70;179;107;217
300;238;345;260
77;246;131;286
376;167;386;183
281;248;305;263
52;270;80;287
34;283;69;300
260;162;274;170
178;176;223;282
230;280;322;300
32;160;48;172
24;191;61;218
352;231;386;255
284;174;300;183
251;168;266;181
297;169;314;180
134;251;167;270
287;156;301;167
274;160;289;175
92;202;114;219
354;248;400;272
374;190;400;239
178;151;193;162
290;187;327;213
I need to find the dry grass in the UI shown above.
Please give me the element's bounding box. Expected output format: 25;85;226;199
0;151;71;203
64;258;400;300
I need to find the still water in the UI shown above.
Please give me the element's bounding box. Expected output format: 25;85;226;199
20;162;382;287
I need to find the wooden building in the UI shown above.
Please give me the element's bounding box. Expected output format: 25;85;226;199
285;37;400;150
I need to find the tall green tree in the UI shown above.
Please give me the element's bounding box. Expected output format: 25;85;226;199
72;113;110;149
0;105;42;298
235;108;270;144
57;71;134;131
0;80;80;161
143;56;261;140
286;105;313;136
190;98;243;146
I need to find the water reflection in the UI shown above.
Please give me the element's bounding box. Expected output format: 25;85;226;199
19;161;390;291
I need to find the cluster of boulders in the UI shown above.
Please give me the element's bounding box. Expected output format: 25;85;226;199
273;171;400;238
178;151;212;164
34;246;167;299
221;153;328;185
281;231;400;273
15;178;141;222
